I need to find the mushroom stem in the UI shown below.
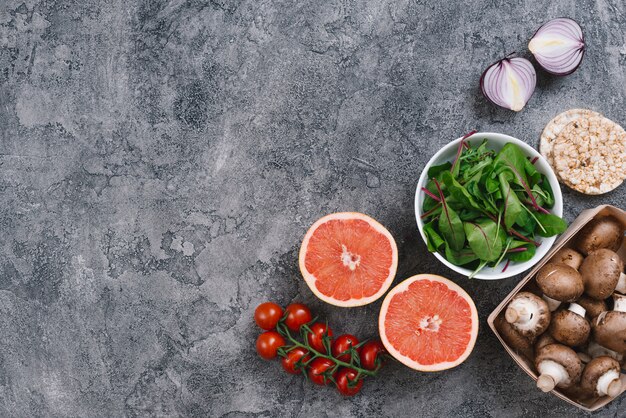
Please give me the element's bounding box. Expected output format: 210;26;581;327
506;292;551;338
505;307;518;323
506;298;537;324
536;375;556;392
616;273;626;294
536;360;569;392
614;294;626;313
568;302;586;318
597;369;622;397
608;380;622;397
615;273;626;293
542;294;561;312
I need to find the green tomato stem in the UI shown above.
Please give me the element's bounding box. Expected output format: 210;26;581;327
276;320;379;377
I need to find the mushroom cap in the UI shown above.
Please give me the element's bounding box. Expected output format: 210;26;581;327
593;311;626;353
586;340;624;363
534;333;556;352
549;309;591;347
495;315;534;360
580;356;621;396
579;249;624;300
552;247;584;270
577;294;608;319
535;344;583;387
505;292;551;338
536;262;584;302
576;216;625;256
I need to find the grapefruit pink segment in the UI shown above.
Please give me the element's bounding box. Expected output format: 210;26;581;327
299;212;398;307
379;274;478;371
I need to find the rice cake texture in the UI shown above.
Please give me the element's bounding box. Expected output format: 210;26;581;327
551;116;626;195
540;109;602;167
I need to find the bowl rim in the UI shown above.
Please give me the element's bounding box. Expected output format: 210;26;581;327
414;132;563;280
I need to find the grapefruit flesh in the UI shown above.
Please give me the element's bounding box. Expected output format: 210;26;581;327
299;212;398;307
379;274;478;371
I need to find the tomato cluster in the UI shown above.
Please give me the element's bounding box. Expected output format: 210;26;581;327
254;302;387;396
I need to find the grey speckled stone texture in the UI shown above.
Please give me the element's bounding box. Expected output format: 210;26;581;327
1;0;626;416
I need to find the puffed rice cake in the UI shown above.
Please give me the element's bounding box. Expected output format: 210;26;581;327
539;108;602;167
551;116;626;195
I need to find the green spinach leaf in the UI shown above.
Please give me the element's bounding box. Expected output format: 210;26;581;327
422;180;440;212
438;189;465;250
428;161;452;178
492;144;536;203
499;173;530;230
464;219;504;262
439;195;465;251
534;213;568;237
459;209;482;221
445;244;479;266
441;171;482;212
507;243;537;262
524;157;542;185
423;220;445;252
538;175;555;207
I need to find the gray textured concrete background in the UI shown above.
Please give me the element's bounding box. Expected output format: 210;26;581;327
1;0;626;417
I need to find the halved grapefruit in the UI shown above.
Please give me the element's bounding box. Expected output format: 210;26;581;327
299;212;398;307
379;274;478;371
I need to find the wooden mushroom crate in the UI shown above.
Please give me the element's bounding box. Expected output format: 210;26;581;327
488;205;626;411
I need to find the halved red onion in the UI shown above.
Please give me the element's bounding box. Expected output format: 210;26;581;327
480;57;536;112
528;18;585;76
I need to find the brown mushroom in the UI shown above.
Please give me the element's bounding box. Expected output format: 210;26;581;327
535;263;584;312
579;249;626;300
552;247;584;270
495;315;534;360
592;294;626;353
576;216;625;256
576;294;607;319
535;333;556;352
580;356;622;397
549;303;591;347
505;292;551;339
535;344;583;392
586;340;624;365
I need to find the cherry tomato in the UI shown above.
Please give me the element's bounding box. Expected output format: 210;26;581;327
331;334;360;363
281;347;310;375
256;331;286;360
284;303;313;331
308;358;336;385
359;340;386;370
335;368;363;396
254;302;283;330
307;322;333;354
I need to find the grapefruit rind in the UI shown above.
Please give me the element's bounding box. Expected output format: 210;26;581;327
298;212;398;308
378;274;479;372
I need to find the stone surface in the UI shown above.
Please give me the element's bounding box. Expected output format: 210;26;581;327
1;0;626;416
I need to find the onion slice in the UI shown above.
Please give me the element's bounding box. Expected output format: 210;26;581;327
480;57;536;112
528;18;585;76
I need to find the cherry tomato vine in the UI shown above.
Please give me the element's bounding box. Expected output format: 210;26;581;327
254;302;387;396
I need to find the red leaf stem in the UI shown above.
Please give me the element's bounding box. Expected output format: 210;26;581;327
421;187;441;202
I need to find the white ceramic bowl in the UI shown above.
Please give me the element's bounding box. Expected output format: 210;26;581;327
415;132;563;280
